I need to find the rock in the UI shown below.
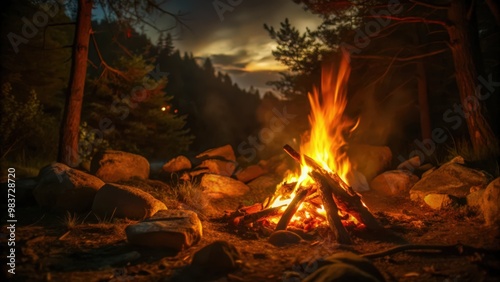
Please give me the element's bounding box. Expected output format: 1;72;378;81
92;183;166;220
397;156;421;171
423;194;460;210
303;264;382;282
449;155;465;164
369;170;419;196
304;252;385;282
349;170;370;192
235;165;266;183
322;252;386;282
199;174;249;199
125;209;202;251
410;161;491;203
90;150;150;183
268;230;302;246
421;166;436;179
191;241;241;275
198;159;236;177
180;168;211;181
162;155;191;173
247;174;282;194
347;144;392;182
33;163;105;212
196;144;236;162
466;189;485;208
481;177;500;227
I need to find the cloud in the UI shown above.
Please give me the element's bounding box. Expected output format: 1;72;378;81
152;0;322;94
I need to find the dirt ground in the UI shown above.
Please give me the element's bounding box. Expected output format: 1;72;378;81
2;188;500;282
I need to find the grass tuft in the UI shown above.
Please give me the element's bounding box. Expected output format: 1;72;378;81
60;211;81;230
169;180;209;213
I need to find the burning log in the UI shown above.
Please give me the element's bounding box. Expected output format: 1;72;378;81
310;170;383;231
275;187;311;231
234;205;285;226
282;144;383;241
316;178;352;244
285;144;382;230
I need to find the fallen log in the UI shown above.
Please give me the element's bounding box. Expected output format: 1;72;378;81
275;187;311;231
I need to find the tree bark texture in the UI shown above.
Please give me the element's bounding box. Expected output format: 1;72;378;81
57;0;93;166
447;0;497;155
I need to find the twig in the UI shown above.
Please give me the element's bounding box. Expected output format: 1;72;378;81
363;244;500;259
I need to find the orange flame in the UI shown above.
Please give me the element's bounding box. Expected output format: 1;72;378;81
270;55;358;226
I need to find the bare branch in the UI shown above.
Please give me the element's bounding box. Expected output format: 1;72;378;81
364;15;448;27
352;48;448;62
90;30;129;81
409;0;450;10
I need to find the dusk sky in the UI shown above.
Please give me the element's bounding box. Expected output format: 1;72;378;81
140;0;322;95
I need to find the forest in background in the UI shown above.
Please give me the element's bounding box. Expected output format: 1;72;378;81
1;0;499;176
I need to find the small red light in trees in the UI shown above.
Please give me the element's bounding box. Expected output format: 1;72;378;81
126;28;132;38
174;109;178;114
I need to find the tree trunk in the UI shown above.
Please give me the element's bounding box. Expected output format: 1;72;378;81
447;0;497;156
57;0;93;166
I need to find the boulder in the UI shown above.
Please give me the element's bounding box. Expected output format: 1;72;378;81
421;166;437;179
191;241;241;275
198;159;236;177
466;188;485;208
269;230;302;246
321;252;386;282
90;150;150;183
33;163;105;212
235;165;266;183
92;183;166;220
180;168;210;181
410;161;490;203
303;252;385;282
125;209;202;250
481;177;500;227
196;144;236;162
369;170;419;196
347;144;392;182
247;174;282;195
304;264;381;282
162;155;191;173
199;174;249;199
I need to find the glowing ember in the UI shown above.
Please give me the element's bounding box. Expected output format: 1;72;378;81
269;55;359;228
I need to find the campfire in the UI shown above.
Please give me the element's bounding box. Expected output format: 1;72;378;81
228;55;382;244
